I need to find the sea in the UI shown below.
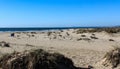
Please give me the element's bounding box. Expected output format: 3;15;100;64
0;27;105;32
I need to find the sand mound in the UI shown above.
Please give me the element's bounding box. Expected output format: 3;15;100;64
102;47;120;68
0;49;81;69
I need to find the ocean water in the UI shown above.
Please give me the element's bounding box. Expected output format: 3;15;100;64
0;27;102;32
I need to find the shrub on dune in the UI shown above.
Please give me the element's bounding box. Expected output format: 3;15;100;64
81;35;86;37
47;32;52;36
76;27;120;34
0;41;10;47
66;32;70;36
77;38;82;41
0;49;80;69
102;47;120;68
90;36;98;39
109;39;114;41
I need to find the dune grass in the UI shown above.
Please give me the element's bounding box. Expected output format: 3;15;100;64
76;27;120;34
103;47;120;68
0;49;80;69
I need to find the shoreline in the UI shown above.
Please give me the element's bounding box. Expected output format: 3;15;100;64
0;26;119;32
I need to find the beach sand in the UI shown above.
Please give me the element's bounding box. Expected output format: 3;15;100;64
0;29;120;69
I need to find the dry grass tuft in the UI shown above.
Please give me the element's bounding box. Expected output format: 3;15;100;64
0;49;82;69
90;36;98;39
77;38;91;42
81;35;86;37
26;44;34;47
47;32;52;36
0;41;10;47
102;47;120;68
76;27;120;34
66;32;70;36
109;39;114;41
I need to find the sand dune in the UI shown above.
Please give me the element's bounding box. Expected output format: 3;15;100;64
0;29;120;69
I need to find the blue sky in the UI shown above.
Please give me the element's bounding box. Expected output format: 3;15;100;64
0;0;120;27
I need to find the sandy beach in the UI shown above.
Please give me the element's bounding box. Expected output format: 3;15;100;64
0;29;120;69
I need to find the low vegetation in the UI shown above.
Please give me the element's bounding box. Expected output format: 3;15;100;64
0;41;10;47
81;35;86;37
90;36;98;39
0;49;82;69
109;39;114;41
77;38;91;41
47;32;52;36
102;47;120;68
76;27;120;34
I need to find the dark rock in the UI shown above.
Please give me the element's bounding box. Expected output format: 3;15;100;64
11;33;15;37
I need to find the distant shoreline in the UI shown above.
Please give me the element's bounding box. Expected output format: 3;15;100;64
0;26;118;32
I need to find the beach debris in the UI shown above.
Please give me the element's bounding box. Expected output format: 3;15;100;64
0;49;82;69
0;41;10;47
102;47;120;68
109;39;114;41
10;33;15;37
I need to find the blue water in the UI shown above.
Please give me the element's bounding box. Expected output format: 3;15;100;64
0;27;104;32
